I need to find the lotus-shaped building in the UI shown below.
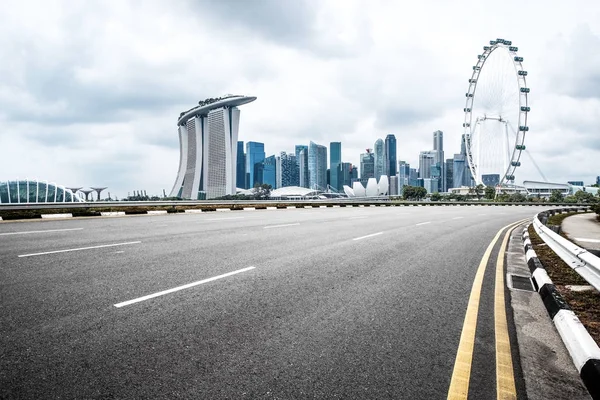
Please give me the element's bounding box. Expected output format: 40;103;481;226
343;175;389;197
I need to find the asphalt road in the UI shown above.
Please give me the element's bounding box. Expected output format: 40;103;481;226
0;205;548;399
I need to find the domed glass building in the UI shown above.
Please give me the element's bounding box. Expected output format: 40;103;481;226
0;180;83;204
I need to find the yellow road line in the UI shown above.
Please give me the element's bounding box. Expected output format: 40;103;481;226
447;219;526;400
495;226;518;400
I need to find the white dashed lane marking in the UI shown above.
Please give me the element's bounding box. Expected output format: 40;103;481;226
18;241;142;258
353;232;383;241
114;266;256;308
0;228;83;236
264;223;300;229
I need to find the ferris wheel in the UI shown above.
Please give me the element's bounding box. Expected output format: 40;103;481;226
463;38;529;187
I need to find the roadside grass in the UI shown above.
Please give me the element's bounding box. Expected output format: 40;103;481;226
528;224;599;345
562;289;600;342
528;225;587;285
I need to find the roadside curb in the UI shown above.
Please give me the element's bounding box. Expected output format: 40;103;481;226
522;226;600;399
41;213;73;219
100;211;125;217
147;210;167;215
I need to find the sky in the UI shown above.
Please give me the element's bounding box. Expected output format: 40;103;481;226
0;0;599;199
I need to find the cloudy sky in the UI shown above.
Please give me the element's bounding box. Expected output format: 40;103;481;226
1;0;599;198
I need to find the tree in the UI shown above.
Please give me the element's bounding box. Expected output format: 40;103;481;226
430;192;442;201
496;193;511;202
484;186;496;200
252;184;272;200
549;190;564;203
509;193;527;202
475;184;484;200
573;190;597;203
402;185;427;201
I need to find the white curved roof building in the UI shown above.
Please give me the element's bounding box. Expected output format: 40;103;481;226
0;179;83;203
170;95;256;200
269;186;320;199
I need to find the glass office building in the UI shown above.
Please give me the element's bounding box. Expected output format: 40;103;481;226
246;141;265;189
374;139;385;180
308;141;327;190
385;134;397;178
329;142;342;191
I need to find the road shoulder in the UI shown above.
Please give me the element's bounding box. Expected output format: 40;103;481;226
507;224;590;400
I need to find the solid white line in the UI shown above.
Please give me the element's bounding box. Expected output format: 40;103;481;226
206;217;245;221
18;241;141;258
452;217;464;220
264;223;300;229
416;221;431;226
353;232;383;241
575;238;600;243
114;266;256;308
0;228;83;236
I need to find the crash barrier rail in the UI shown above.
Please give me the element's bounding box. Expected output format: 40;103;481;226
0;200;595;221
0;199;593;212
533;207;600;292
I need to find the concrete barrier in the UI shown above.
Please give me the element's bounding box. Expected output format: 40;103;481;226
41;213;73;219
101;211;125;217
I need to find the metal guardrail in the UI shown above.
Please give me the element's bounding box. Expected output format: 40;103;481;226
0;200;592;212
533;208;600;292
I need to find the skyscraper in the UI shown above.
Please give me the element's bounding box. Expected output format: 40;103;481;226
341;162;352;188
433;130;445;192
246;141;265;188
308;141;327;190
374;138;385;180
445;158;454;190
236;141;246;189
170;95;256;199
419;151;436;179
351;165;359;182
298;148;309;188
385;134;397;178
279;152;299;187
453;154;466;189
398;161;410;185
330;142;342;191
360;150;374;179
262;155;277;188
295;145;308;188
